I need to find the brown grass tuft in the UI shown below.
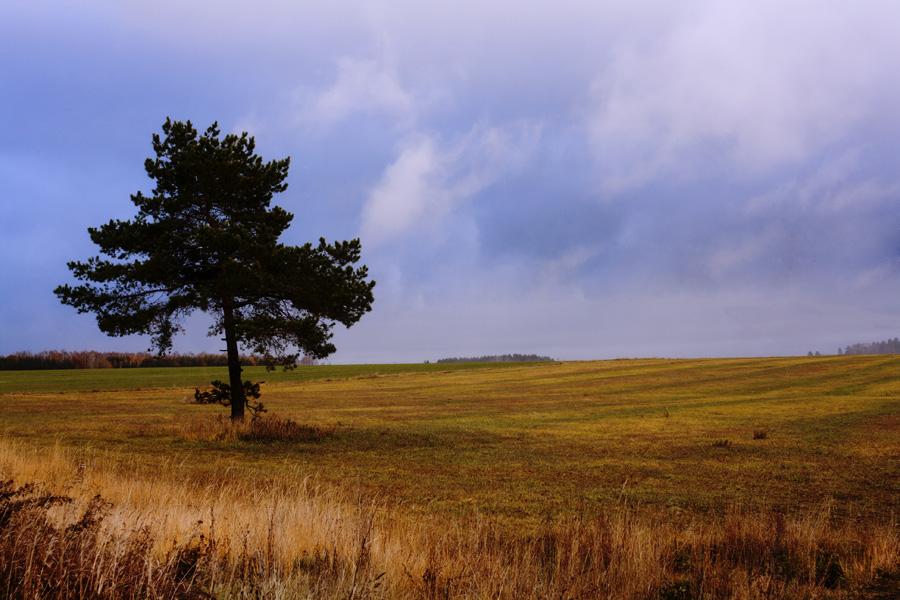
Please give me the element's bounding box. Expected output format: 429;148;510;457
180;414;335;444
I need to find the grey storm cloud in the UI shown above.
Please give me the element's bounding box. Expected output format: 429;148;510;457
2;0;900;362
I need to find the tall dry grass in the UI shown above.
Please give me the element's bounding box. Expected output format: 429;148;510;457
1;432;898;599
0;480;213;599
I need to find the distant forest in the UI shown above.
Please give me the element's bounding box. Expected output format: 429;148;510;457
0;350;261;371
837;337;900;356
436;353;554;364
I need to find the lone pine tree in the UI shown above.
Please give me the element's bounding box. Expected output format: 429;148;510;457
55;118;375;419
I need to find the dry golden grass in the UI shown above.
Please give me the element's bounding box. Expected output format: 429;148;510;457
2;435;898;599
0;438;380;598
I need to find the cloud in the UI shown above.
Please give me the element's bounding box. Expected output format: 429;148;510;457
360;122;541;246
360;135;442;245
296;57;415;129
745;151;900;219
588;0;900;191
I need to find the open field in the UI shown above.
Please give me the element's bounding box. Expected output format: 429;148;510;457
1;356;899;598
0;361;512;394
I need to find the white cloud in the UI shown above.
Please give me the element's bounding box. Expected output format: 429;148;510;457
297;57;415;128
588;0;900;190
360;121;541;246
360;135;442;245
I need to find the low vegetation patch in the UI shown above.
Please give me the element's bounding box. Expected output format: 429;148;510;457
180;414;336;444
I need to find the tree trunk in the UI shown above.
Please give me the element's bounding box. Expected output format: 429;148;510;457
222;296;245;421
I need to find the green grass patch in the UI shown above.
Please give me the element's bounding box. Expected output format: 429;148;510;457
0;360;540;394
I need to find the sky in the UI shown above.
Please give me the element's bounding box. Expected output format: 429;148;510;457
3;0;900;364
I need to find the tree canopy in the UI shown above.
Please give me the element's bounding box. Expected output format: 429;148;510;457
55;118;375;418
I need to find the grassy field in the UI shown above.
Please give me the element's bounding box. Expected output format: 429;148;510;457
0;360;510;393
1;356;899;598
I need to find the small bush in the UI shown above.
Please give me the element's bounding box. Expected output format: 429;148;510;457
753;430;768;440
194;379;265;416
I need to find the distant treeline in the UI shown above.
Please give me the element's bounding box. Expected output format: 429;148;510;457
0;350;261;371
436;353;554;364
837;337;900;356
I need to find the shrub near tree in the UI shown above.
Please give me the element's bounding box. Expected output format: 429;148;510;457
55;118;375;419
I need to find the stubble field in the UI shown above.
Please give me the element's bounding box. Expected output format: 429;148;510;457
1;356;898;599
